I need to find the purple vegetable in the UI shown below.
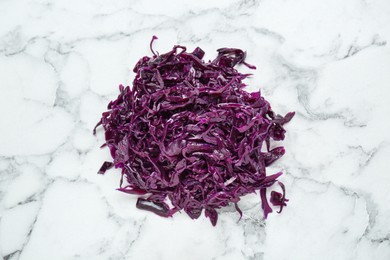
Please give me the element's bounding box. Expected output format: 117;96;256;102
270;181;289;213
94;36;293;225
97;161;114;175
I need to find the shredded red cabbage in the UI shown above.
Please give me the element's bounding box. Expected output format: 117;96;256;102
94;36;294;225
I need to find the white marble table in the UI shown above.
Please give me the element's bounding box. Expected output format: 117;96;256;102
1;0;390;259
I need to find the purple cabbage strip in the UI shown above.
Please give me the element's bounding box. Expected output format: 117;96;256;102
94;36;294;226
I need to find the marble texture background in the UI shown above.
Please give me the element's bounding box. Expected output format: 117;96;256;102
1;0;390;259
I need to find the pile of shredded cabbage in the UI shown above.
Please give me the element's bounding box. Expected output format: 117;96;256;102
94;36;293;225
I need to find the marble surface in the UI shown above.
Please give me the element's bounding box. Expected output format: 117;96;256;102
1;0;390;259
